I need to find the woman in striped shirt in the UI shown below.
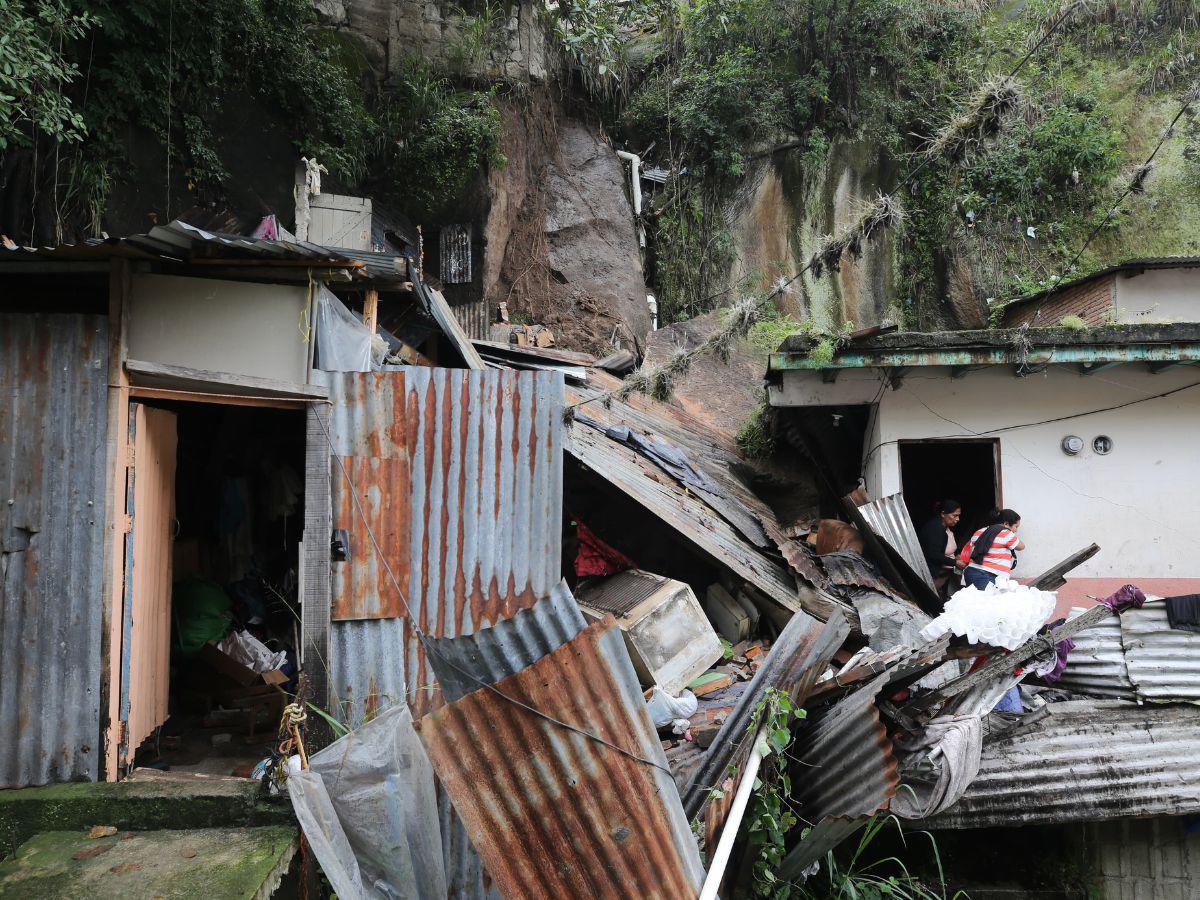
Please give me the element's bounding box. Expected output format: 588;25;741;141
957;509;1025;590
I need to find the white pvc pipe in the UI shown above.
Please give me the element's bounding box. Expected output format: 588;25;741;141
616;150;646;248
698;727;770;900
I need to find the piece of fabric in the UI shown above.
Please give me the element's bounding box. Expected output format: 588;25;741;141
1098;583;1147;612
172;576;232;655
574;522;636;577
959;526;1019;575
316;284;375;372
1165;594;1200;633
891;714;984;819
992;685;1023;712
1030;636;1076;683
575;413;723;495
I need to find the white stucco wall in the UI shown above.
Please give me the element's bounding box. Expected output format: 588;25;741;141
774;364;1200;580
128;273;311;385
1114;267;1200;323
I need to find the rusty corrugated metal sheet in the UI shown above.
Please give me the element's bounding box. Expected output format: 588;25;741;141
321;367;563;717
415;618;705;899
821;550;906;601
681;611;850;820
793;674;899;823
0;313;108;786
1120;600;1200;703
440;224;473;284
1053;606;1134;700
426;581;587;703
124;405;177;757
854;494;937;593
924;700;1200;829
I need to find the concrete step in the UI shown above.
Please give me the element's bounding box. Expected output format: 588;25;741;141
0;826;298;899
0;769;293;856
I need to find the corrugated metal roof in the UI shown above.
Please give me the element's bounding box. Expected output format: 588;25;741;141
1053;607;1134;700
681;611;850;821
1121;601;1200;703
321;367;564;718
414;618;705;899
0;219;401;276
0;313;108;786
854;494;937;594
565;375;851;624
924;700;1200;828
425;582;587;703
793;674;899;823
820;550;906;601
1052;600;1199;704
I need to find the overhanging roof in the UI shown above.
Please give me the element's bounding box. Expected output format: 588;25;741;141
0;220;412;285
769;324;1200;372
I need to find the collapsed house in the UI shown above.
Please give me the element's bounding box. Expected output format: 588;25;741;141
4;222;1200;898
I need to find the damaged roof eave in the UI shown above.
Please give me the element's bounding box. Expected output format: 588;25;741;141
769;323;1200;372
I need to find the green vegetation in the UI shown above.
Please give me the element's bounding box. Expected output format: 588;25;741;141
736;397;776;459
0;0;504;240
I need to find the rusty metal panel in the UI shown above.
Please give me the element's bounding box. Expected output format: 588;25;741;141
123;404;177;758
439;224;472;284
320;367;563;717
414;618;705;899
681;611;850;820
854;494;937;593
1120;601;1200;703
0;313;108;786
425;582;587;703
1054;607;1134;700
924;700;1200;829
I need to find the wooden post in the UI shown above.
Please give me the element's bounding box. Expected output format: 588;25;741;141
363;289;378;337
101;258;132;780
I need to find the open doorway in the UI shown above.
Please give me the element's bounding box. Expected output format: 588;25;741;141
899;439;1001;547
123;400;306;778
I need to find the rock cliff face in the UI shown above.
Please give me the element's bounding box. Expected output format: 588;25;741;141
327;0;553;84
724;139;899;331
482;101;652;353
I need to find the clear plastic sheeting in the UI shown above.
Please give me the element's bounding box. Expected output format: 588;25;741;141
920;577;1056;650
316;284;375;372
216;629;287;673
287;703;447;899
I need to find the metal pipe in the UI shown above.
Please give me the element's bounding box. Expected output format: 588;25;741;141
698;726;770;900
616;150;646;248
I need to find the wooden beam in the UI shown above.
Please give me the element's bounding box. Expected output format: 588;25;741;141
128;386;306;409
1028;543;1100;591
1080;360;1122;376
902;603;1116;717
125;358;329;401
363;288;379;337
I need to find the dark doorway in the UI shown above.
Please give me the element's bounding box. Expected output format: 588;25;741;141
899;439;1000;547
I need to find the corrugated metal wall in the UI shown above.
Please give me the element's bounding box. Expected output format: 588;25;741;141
439;225;472;284
321;367;563;722
0;313;109;786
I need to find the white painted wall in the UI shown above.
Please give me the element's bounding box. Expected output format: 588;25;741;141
1114;267;1200;323
127;273;311;385
776;364;1200;580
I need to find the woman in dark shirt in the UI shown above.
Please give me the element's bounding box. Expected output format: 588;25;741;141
918;499;961;594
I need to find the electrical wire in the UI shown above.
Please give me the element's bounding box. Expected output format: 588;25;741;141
308;403;671;774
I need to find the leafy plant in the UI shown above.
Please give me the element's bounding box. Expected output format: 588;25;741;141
0;0;92;150
741;687;806;898
796;815;967;900
446;0;509;80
